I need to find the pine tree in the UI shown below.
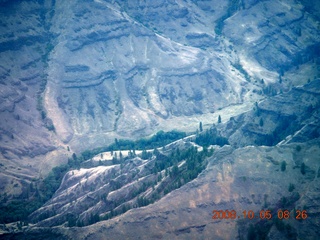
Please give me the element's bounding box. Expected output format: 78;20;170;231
281;161;286;172
301;162;306;175
218;115;221;124
141;149;148;160
259;118;264;127
199;122;203;132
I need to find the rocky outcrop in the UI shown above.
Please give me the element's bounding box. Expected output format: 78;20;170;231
21;81;320;239
219;79;320;147
21;138;320;239
0;0;61;198
224;0;320;72
44;0;254;151
0;0;319;229
28;138;196;227
1;0;319;159
42;0;320;153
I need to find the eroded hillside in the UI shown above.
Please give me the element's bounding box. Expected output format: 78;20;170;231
1;80;318;239
0;0;320;238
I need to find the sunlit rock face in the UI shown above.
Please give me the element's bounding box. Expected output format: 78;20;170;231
1;0;319;157
45;0;246;151
43;0;320;153
20;80;320;240
0;0;319;215
80;142;319;240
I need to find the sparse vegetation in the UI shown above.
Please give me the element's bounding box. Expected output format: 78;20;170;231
1;1;320;238
102;146;214;224
81;130;186;161
233;61;250;82
215;0;241;35
46;123;55;132
274;219;297;239
141;149;152;160
195;128;229;147
254;102;261;117
245;220;273;240
0;130;187;224
239;192;300;240
263;194;269;208
281;161;287;172
288;183;295;192
259;114;299;146
259;118;264;127
301;162;306;175
296;145;301;152
263;85;278;96
108;130;187;152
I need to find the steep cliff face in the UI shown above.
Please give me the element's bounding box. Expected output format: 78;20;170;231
219;79;320;147
39;0;320;154
0;0;62;198
1;0;319;158
224;0;320;72
10;80;319;239
45;0;251;153
61;141;319;240
0;0;319;227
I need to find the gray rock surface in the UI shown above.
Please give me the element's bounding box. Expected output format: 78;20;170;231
19;81;320;239
22;139;320;239
220;79;320;147
0;0;319;236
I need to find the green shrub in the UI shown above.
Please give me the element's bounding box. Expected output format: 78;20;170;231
301;163;306;175
259;118;264;127
281;161;287;172
288;183;295;192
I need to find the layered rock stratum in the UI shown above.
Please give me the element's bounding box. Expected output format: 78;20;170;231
6;79;315;239
0;0;320;239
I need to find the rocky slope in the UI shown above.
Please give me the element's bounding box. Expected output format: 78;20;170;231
2;80;318;239
45;0;248;149
44;0;320;152
56;140;319;240
0;0;320;237
0;0;65;200
220;79;320;147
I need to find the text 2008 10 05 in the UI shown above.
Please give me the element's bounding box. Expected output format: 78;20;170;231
212;210;308;220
